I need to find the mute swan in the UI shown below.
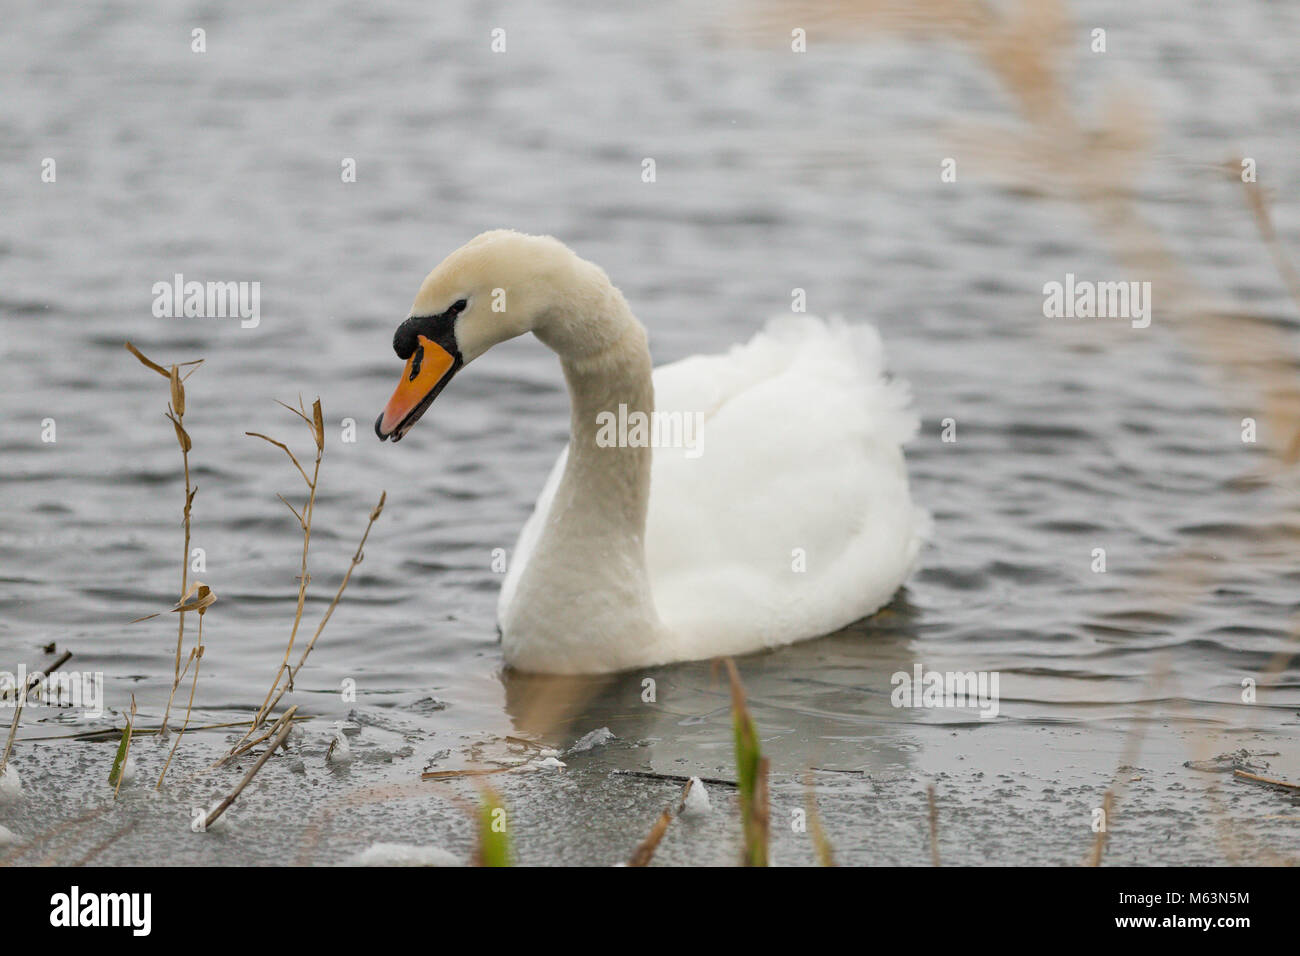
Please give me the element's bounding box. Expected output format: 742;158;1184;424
376;230;927;674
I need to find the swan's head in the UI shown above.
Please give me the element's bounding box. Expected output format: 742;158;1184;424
375;230;580;442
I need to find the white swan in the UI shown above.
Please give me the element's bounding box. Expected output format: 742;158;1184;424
376;231;927;674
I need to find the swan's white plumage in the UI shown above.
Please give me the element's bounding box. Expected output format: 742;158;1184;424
498;313;928;664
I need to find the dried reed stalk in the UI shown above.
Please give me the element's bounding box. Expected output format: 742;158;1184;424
1233;769;1300;792
125;343;204;738
203;705;297;831
627;810;673;866
218;478;386;768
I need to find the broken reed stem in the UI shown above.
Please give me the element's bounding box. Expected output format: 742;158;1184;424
627;776;700;866
204;705;297;831
0;650;72;703
1233;769;1300;792
927;784;941;866
627;809;673;866
421;767;517;781
219;488;386;767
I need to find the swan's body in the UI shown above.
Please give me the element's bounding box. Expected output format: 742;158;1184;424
376;231;927;674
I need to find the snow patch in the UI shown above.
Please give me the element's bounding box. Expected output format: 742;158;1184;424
0;764;22;804
355;843;462;867
680;776;711;817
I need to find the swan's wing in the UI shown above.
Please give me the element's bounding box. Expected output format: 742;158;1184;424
499;315;928;659
643;315;928;657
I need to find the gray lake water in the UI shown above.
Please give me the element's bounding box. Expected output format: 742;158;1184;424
1;0;1298;865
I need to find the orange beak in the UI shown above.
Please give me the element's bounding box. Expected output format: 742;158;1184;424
375;335;459;442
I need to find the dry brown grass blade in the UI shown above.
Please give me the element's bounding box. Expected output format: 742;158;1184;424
123;341;170;378
245;431;311;487
124;341;202;377
627;810;673;866
277;493;305;528
311;399;324;451
169;365;185;417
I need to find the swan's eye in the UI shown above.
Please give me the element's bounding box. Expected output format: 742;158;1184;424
450;299;468;314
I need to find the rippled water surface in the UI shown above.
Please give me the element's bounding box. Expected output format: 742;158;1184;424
2;0;1299;865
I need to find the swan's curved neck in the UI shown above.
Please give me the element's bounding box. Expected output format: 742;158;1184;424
537;272;654;547
505;270;663;665
557;323;654;531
